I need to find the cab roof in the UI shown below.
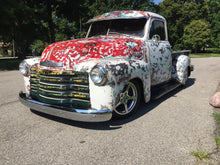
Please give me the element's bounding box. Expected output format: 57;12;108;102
87;10;165;23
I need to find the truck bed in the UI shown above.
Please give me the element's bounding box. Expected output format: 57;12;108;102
172;50;190;56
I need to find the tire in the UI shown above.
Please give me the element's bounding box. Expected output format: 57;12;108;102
113;80;141;118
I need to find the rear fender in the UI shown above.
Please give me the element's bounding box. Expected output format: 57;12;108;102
172;55;190;84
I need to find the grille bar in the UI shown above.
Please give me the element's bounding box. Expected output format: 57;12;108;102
30;68;90;108
37;69;88;76
38;82;89;92
38;94;90;107
39;75;89;84
38;88;90;99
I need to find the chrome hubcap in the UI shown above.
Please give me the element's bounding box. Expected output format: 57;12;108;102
114;82;138;115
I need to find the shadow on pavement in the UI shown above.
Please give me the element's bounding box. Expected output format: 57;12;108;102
31;78;196;130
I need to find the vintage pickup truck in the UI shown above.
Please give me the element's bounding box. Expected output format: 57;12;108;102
19;10;193;122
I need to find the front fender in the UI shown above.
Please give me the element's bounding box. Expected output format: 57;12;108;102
90;59;151;110
22;57;41;97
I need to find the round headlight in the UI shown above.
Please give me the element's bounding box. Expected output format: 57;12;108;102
90;65;107;85
19;60;29;76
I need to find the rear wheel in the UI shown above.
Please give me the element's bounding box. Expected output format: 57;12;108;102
113;81;141;118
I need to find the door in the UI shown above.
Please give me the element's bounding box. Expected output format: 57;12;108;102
147;19;172;85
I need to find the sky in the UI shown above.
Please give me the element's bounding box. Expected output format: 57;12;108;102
153;0;163;4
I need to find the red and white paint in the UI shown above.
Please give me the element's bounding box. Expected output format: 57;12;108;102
40;36;144;70
22;10;192;112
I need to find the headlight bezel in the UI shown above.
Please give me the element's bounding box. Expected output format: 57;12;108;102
90;65;107;86
19;60;29;76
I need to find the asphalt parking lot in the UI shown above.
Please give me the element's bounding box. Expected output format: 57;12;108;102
0;57;220;164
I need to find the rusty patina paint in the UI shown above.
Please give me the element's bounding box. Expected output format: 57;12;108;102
21;10;192;113
40;36;144;70
148;40;172;86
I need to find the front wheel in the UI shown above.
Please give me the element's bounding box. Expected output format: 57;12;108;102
113;81;141;118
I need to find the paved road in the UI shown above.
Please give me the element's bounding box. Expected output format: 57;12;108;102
0;58;220;165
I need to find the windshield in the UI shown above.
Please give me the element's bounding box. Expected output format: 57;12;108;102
88;18;147;38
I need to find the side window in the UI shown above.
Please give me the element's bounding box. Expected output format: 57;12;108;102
149;20;166;40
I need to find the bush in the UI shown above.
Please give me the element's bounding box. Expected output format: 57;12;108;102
206;48;220;54
0;59;23;70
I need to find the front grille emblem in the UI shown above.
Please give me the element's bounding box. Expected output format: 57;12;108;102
40;60;63;67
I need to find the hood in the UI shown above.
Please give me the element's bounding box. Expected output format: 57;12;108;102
40;36;144;69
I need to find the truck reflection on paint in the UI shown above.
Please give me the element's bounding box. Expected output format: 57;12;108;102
19;10;193;122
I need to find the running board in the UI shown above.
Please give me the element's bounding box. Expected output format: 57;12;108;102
151;81;181;100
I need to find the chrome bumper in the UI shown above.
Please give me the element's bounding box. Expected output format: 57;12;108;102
19;92;112;122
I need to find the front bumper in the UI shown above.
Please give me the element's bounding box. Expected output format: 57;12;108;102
19;92;112;122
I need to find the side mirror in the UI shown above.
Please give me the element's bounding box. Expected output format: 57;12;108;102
152;34;161;44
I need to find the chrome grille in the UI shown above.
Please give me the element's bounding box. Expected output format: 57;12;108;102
30;67;90;109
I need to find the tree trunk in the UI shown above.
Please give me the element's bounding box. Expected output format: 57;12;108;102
46;0;55;43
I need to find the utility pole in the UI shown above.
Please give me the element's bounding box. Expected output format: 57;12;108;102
12;39;15;57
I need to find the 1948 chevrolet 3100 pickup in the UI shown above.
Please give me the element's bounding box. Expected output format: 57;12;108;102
19;10;193;122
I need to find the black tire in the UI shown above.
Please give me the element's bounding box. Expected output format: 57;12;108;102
113;80;141;118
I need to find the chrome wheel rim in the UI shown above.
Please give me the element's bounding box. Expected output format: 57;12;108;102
114;82;138;115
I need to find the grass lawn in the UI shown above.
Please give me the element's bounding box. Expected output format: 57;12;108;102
214;113;220;148
190;53;220;58
214;113;220;135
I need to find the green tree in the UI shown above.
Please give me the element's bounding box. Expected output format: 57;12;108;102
0;0;160;59
158;0;208;50
0;0;86;58
31;0;88;42
207;0;220;48
183;20;211;53
86;0;155;17
0;0;49;58
30;40;48;55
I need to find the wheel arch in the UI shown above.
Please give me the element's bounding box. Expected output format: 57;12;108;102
130;78;145;102
129;77;151;103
